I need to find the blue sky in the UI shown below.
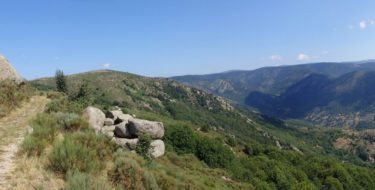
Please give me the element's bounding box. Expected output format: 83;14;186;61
1;0;375;79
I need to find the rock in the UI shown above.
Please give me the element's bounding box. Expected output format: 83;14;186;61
114;122;132;138
114;138;139;150
104;118;114;126
0;54;24;84
149;140;165;158
108;110;133;124
101;125;115;132
128;118;164;139
103;131;114;138
82;106;105;131
105;111;115;119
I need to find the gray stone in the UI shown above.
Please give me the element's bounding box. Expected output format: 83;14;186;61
149;140;165;158
82;106;105;131
103;131;114;138
101;125;115;132
104;118;114;126
114;138;139;150
128;118;164;139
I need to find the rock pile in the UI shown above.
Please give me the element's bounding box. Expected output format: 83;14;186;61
82;106;165;158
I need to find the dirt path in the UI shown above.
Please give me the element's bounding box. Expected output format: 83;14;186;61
0;96;49;189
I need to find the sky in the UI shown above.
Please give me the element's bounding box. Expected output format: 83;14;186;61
0;0;375;79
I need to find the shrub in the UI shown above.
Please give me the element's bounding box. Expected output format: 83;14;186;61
196;137;235;168
22;113;57;156
65;171;113;190
164;125;198;155
136;134;152;160
48;132;111;175
54;112;88;131
0;80;32;117
108;150;159;190
44;97;70;113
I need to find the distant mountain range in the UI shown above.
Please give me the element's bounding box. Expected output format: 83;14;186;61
172;61;375;127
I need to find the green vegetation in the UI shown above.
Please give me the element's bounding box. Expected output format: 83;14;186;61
25;70;375;189
0;80;33;117
65;171;112;190
55;70;68;93
135;134;152;160
48;131;114;175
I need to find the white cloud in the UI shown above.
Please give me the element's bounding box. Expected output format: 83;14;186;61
297;53;310;62
270;55;283;61
359;20;367;29
103;63;111;68
371;20;375;25
347;25;354;30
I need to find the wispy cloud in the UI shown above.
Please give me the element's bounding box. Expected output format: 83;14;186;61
297;53;310;62
359;20;367;29
103;63;111;68
270;55;283;61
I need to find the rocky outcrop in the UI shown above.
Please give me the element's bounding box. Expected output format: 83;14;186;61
0;54;23;84
84;107;165;158
82;106;106;131
128;119;164;139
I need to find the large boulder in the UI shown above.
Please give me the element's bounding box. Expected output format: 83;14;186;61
114;138;139;150
128;118;164;139
106;110;133;124
114;121;132;138
149;140;165;158
0;54;24;84
82;106;105;131
104;118;115;126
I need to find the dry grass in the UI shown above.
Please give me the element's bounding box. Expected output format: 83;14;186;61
5;153;64;190
0;96;50;189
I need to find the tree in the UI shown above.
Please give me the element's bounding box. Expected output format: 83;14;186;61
55;70;67;93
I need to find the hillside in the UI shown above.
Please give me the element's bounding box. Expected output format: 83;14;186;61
173;61;375;101
27;70;375;189
245;71;375;128
173;61;375;128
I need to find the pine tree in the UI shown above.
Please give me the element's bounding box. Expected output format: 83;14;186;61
55;70;67;93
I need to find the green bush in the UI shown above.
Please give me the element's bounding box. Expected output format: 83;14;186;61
65;171;113;190
136;134;152;160
48;131;114;175
44;97;70;113
22;113;57;156
108;150;159;190
54;112;88;131
164;125;198;155
48;135;100;175
196;137;235;168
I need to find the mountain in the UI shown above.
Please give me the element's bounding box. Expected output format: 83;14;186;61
245;71;375;127
173;61;375;127
28;70;375;189
173;61;375;100
0;54;23;83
